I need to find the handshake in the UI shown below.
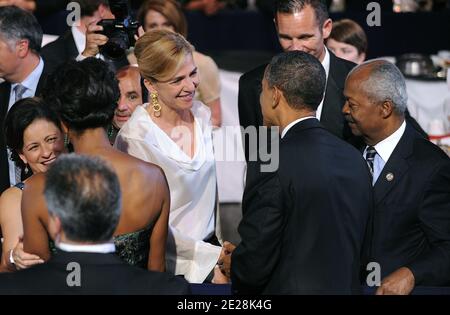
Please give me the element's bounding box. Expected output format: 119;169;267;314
213;241;236;284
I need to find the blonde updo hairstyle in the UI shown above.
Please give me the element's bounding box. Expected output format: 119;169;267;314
135;29;194;83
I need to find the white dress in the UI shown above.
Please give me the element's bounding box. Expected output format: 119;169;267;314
114;101;221;283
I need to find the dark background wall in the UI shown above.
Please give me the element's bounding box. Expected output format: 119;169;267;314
38;8;450;72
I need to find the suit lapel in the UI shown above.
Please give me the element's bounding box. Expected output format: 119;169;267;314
320;73;343;135
0;82;11;120
255;72;264;126
66;31;79;59
320;52;350;139
373;125;415;205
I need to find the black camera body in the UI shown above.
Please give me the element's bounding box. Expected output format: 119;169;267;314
97;0;139;59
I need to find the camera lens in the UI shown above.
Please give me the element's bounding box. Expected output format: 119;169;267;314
101;30;129;59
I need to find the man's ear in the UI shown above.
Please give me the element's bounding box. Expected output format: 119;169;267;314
380;100;394;119
48;215;62;241
272;87;282;109
322;18;333;40
16;39;30;58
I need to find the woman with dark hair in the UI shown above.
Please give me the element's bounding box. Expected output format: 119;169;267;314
21;58;170;272
135;0;222;127
326;19;367;65
0;98;64;272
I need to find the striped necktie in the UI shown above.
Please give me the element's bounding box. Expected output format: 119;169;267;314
365;146;377;178
13;84;28;183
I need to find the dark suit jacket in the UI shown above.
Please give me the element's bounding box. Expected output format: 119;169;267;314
238;51;428;162
41;29;129;74
0;251;190;295
238;51;355;150
365;123;450;285
0;63;49;194
231;119;373;294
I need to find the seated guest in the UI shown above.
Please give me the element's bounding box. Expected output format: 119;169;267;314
0;98;64;272
326;19;367;65
343;60;450;294
137;0;222;127
226;51;372;294
41;0;128;73
21;58;170;272
115;30;228;283
0;154;190;295
107;66;144;145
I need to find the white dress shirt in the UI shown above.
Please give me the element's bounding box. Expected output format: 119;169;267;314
8;58;45;186
316;47;331;120
281;116;318;139
363;121;406;185
57;242;116;253
115;101;221;283
72;25;103;61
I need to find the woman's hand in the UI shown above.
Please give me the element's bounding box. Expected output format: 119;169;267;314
215;241;236;282
10;237;44;270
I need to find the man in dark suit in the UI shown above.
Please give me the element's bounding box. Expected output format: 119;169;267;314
0;6;50;194
239;0;355;161
239;0;426;163
343;60;450;295
41;0;128;74
0;154;190;295
225;51;372;294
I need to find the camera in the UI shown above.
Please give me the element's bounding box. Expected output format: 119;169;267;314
97;0;139;59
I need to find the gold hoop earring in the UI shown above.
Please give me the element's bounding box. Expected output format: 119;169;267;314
151;92;161;118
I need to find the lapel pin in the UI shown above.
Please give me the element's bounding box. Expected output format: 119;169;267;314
386;173;394;182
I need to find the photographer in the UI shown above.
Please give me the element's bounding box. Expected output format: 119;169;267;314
41;0;129;73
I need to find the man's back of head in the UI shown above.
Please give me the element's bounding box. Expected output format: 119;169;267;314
44;154;121;244
266;50;326;109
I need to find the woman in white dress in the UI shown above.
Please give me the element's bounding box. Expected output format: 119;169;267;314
115;30;226;283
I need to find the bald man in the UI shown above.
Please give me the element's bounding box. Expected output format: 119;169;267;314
108;66;143;144
343;60;450;295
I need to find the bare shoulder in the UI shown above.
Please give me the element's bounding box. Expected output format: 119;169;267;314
0;186;22;205
113;150;169;192
0;186;22;217
21;173;47;217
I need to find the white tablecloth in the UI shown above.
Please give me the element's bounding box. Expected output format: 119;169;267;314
406;78;450;138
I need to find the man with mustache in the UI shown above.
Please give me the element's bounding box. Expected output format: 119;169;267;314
343;60;450;295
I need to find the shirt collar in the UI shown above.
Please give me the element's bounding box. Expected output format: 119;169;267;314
281;116;317;139
71;24;86;54
365;120;407;163
321;46;331;80
11;57;44;93
57;242;116;254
